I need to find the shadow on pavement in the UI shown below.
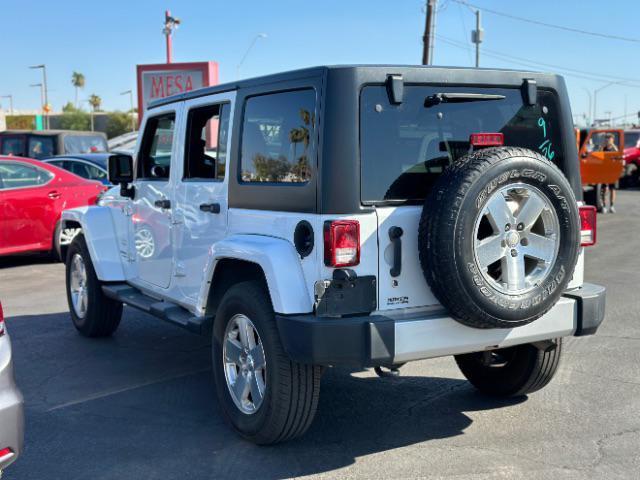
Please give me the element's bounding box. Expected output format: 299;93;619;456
0;254;57;270
5;310;525;480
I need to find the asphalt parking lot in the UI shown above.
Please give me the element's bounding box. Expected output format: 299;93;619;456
1;190;639;480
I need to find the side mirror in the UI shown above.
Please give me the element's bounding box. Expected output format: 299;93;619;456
107;154;135;199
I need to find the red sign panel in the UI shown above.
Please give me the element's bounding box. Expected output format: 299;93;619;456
136;61;218;125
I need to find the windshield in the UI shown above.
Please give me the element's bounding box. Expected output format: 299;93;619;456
63;135;108;154
624;131;640;149
360;85;564;203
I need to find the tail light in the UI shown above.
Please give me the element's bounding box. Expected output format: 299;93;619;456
0;301;4;336
579;205;597;246
324;220;360;267
0;447;13;462
470;132;504;147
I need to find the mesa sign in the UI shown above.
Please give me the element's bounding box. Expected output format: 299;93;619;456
136;61;219;121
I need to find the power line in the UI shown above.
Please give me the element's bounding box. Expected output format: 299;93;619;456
436;34;640;87
451;0;640;44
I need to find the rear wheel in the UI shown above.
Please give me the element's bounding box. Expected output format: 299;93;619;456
65;234;122;337
454;339;562;397
212;281;322;445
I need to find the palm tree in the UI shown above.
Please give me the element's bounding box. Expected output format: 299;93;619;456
71;72;85;108
88;94;102;112
88;94;101;131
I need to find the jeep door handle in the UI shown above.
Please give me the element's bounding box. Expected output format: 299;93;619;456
199;202;221;214
389;226;404;277
154;199;171;209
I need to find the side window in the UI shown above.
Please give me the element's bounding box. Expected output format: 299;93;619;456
1;137;26;156
184;103;230;180
138;113;176;180
240;89;316;183
0;162;53;189
28;137;55;159
85;163;108;182
589;131;621;152
69;161;91;179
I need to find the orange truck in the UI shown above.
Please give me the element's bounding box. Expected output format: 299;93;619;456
575;128;625;210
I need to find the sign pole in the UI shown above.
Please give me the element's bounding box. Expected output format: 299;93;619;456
165;10;173;63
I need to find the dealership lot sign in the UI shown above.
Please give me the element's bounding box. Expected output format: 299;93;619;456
136;61;218;124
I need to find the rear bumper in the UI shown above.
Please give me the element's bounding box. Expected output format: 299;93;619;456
0;333;24;471
276;283;606;367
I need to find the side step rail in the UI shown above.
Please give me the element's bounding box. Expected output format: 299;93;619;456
102;283;213;335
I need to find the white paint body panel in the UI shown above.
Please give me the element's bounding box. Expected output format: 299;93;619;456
61;206;126;281
199;233;312;315
393;296;576;363
376;206;438;310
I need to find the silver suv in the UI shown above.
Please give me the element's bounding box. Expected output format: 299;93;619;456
61;66;605;444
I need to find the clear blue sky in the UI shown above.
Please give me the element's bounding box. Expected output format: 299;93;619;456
2;0;639;124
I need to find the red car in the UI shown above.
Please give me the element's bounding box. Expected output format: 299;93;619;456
0;156;105;259
622;129;640;187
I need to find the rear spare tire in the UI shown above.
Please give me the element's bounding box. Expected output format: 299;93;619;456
419;147;580;329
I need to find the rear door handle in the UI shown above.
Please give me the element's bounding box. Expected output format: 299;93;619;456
389;226;403;277
154;199;171;209
48;190;61;199
199;202;221;214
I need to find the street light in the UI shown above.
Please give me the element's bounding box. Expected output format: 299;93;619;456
120;90;136;132
593;81;622;125
30;83;45;116
0;95;13;114
236;33;267;80
29;64;49;129
582;88;592;126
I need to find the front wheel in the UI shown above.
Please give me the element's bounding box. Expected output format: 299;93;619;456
65;234;123;337
212;281;322;445
454;339;562;397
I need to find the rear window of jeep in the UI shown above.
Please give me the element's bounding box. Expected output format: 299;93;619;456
240;89;316;184
360;86;563;203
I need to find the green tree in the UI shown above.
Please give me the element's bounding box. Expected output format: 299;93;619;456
59;110;90;131
71;71;85;108
88;94;102;112
106;111;133;139
62;101;77;113
252;154;290;182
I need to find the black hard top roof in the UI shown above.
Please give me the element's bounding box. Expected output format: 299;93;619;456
0;129;107;137
148;64;559;110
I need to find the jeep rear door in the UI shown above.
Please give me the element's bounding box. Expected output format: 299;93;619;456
172;92;234;302
360;84;566;311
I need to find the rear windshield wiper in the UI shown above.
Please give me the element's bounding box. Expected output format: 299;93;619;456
424;92;506;108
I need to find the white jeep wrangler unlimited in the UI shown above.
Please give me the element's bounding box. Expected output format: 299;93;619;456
62;66;605;444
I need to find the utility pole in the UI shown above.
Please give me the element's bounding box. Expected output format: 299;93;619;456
472;9;483;68
422;0;437;65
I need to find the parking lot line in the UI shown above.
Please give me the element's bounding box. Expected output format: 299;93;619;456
46;367;211;412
